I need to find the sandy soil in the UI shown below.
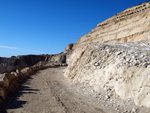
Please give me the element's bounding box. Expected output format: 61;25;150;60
1;67;149;113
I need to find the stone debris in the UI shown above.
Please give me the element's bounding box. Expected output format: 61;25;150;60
131;108;137;113
65;42;150;108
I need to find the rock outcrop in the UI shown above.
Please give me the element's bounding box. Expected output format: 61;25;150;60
65;1;150;108
65;42;150;107
0;43;74;74
73;1;150;49
0;55;46;74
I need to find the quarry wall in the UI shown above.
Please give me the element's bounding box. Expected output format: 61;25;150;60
73;2;150;50
0;43;73;74
65;42;150;107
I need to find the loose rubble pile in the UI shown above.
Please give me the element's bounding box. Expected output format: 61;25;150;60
0;61;67;107
65;42;150;107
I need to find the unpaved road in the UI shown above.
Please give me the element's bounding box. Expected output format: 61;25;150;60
0;67;119;113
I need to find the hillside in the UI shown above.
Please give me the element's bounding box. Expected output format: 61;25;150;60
65;1;150;108
73;1;150;49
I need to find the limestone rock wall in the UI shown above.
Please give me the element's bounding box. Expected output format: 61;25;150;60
73;2;150;50
65;42;150;107
65;2;150;107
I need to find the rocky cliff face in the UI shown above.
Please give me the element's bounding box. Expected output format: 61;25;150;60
0;55;46;74
65;1;150;108
73;1;150;49
0;43;74;74
65;42;150;107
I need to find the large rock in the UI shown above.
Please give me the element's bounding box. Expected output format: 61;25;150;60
45;43;74;64
63;43;74;64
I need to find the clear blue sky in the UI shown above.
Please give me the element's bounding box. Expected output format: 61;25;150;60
0;0;147;57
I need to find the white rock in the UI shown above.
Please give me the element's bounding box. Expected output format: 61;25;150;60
105;95;110;99
116;51;122;55
94;62;99;66
131;108;136;113
64;43;150;108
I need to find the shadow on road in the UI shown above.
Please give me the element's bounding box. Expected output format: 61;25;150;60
0;76;39;113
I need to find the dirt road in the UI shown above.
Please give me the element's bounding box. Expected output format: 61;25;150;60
0;67;118;113
1;67;149;113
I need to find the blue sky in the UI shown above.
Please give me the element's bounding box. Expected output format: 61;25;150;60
0;0;147;57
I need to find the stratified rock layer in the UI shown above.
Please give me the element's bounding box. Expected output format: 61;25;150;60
74;2;150;49
65;1;150;108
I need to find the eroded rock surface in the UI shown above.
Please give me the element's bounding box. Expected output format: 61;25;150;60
73;1;150;49
0;43;74;74
65;2;150;109
65;42;150;107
